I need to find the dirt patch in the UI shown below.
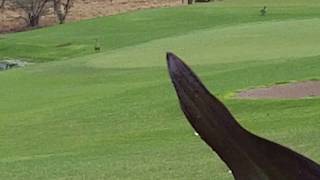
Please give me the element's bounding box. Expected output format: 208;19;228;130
0;0;182;33
236;81;320;99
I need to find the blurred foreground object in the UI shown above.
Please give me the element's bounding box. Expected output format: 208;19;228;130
167;52;320;180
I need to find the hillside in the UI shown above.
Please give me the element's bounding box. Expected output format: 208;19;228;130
0;0;182;33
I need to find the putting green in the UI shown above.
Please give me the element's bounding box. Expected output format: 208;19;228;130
87;18;320;68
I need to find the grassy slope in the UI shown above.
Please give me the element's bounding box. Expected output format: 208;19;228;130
0;2;320;61
1;1;320;179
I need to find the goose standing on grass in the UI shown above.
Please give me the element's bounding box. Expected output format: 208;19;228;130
260;6;267;16
94;39;101;52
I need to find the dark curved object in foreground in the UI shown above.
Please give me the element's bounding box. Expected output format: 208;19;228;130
166;52;320;180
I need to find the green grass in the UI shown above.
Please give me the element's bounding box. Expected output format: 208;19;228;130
1;2;320;61
1;0;320;179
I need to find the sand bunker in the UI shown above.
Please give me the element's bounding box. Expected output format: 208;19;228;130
236;81;320;99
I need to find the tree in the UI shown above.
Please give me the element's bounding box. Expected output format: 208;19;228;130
0;0;5;9
53;0;73;24
13;0;51;27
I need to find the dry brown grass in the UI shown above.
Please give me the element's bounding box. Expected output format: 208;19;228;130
0;0;183;33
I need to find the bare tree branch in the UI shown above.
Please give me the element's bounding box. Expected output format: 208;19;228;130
0;0;6;9
53;0;73;24
12;0;51;27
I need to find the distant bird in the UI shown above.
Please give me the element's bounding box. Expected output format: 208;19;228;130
94;39;101;52
167;52;320;180
260;6;267;16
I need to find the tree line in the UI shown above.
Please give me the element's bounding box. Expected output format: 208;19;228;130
0;0;73;27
